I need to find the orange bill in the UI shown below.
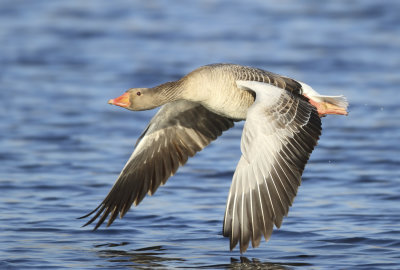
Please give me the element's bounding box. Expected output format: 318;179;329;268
108;92;130;108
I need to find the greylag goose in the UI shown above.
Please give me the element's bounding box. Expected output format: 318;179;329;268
80;63;348;253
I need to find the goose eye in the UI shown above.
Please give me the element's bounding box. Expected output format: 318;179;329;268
136;91;141;96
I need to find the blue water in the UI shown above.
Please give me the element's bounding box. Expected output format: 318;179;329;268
1;0;399;269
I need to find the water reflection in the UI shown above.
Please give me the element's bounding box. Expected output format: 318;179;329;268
93;243;310;269
219;257;309;270
94;243;185;268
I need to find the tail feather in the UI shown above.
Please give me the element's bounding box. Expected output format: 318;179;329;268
313;95;348;110
299;81;348;115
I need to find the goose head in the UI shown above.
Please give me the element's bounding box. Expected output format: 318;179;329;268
108;81;185;111
108;88;163;111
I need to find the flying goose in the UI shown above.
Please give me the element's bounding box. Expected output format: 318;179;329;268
80;63;348;253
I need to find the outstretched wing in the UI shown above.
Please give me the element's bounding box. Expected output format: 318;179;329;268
81;100;234;229
223;81;321;253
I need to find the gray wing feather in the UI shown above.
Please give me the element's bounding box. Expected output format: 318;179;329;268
80;100;234;229
223;88;321;253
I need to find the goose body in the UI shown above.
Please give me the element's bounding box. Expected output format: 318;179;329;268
81;63;348;253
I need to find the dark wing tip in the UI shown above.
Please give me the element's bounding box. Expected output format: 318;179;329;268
78;204;103;228
80;204;109;229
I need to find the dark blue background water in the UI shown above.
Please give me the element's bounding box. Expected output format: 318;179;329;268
1;0;399;269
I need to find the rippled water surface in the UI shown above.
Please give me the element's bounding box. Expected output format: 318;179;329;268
1;0;399;269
